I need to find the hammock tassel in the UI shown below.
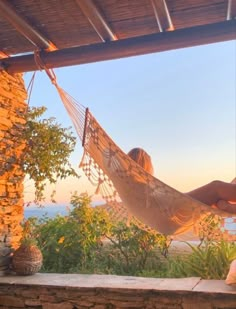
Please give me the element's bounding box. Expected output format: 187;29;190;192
95;179;103;195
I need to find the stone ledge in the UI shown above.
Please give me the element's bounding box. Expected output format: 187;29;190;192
0;274;236;308
0;274;235;294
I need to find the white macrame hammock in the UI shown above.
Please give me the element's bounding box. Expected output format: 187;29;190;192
46;74;236;241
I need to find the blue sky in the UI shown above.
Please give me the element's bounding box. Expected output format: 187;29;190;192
24;40;236;204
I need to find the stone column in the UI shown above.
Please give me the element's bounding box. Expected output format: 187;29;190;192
0;71;27;274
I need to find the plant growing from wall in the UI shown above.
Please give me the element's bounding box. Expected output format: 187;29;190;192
23;106;79;204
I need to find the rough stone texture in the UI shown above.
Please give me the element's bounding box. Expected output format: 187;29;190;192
0;71;27;274
0;274;235;308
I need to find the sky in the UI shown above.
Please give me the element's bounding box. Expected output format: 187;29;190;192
23;40;236;205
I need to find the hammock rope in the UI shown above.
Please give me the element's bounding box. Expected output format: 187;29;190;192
38;65;236;241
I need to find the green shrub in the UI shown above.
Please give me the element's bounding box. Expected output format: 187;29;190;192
26;193;111;273
103;221;170;276
24;198;235;279
167;240;236;279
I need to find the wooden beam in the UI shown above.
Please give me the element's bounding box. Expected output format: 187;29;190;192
75;0;117;41
1;20;235;74
150;0;174;32
0;0;57;51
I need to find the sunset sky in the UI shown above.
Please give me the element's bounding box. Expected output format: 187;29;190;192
23;40;236;205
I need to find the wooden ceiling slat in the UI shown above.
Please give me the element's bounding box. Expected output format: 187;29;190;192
1;20;235;74
170;2;227;29
0;16;37;55
95;0;152;20
9;0;102;52
150;0;174;32
232;0;236;17
0;0;234;63
227;0;236;19
75;0;117;41
166;0;225;11
0;0;57;51
111;16;158;39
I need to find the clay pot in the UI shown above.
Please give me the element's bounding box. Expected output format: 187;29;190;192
12;244;43;275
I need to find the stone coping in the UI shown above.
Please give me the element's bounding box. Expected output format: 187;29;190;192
0;274;235;294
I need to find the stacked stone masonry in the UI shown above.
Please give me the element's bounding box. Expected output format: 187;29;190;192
0;274;235;309
0;71;27;274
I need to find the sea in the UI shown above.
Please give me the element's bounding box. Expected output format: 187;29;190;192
24;202;102;219
24;204;74;219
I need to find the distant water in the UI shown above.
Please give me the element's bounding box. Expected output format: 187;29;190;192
24;204;72;219
24;201;103;219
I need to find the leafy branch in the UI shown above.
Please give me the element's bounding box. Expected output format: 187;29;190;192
22;106;80;204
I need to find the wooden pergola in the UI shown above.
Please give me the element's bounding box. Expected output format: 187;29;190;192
0;0;235;73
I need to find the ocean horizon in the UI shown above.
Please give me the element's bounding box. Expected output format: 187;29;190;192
24;201;104;219
24;204;71;219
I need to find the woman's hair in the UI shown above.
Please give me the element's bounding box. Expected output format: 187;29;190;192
127;148;154;175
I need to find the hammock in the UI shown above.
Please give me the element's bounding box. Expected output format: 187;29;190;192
41;67;235;241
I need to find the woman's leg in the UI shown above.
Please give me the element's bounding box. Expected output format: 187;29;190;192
186;180;236;206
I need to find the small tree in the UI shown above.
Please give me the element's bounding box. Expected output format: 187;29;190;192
23;106;80;204
104;221;170;275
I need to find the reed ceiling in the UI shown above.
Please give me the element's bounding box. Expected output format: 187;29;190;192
0;0;235;73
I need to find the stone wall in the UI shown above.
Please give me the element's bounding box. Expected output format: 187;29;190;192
0;274;235;308
0;71;27;274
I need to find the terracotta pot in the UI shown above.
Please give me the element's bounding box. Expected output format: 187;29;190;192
12;244;43;275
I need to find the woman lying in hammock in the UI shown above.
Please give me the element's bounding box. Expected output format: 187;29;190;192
128;148;236;214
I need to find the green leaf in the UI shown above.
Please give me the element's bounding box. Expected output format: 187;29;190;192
22;106;80;204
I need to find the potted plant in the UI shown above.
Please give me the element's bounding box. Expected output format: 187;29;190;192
12;219;43;275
